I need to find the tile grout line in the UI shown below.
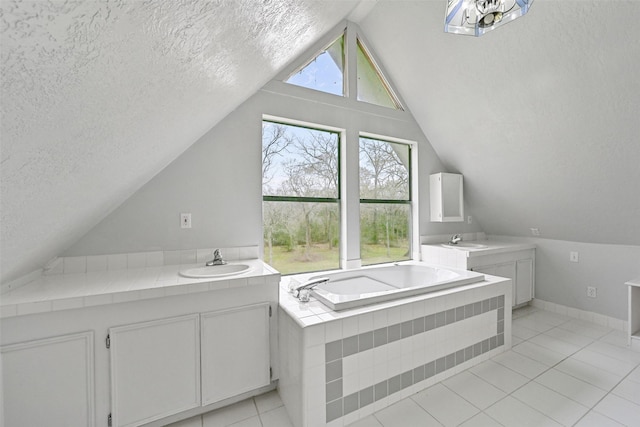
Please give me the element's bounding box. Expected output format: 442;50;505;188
326;295;506;423
483;314;640;427
346;307;640;427
452;316;603;426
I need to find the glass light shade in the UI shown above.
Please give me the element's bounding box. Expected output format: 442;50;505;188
445;0;533;36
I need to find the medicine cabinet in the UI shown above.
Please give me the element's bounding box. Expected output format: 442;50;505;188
430;173;464;222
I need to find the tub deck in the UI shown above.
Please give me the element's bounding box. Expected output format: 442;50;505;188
277;263;512;427
310;263;485;311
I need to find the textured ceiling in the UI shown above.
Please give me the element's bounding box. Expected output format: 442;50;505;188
360;0;640;245
2;0;639;284
0;0;364;283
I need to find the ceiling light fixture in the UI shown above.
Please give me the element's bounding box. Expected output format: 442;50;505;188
445;0;533;36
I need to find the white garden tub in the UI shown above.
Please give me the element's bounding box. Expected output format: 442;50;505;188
310;263;484;310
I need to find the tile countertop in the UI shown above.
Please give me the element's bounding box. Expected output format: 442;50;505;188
0;259;280;318
422;240;536;258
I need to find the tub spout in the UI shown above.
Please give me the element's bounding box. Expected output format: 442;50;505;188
291;277;330;299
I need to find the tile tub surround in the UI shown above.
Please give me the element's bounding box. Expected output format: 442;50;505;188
278;273;512;427
0;258;278;318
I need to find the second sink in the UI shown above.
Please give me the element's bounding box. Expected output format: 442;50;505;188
180;264;252;278
441;242;488;250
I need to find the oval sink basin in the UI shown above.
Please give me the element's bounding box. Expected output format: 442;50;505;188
179;264;252;278
440;242;489;249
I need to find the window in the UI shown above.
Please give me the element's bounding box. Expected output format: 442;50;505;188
283;28;403;110
356;39;402;109
285;35;344;96
359;136;411;265
262;121;340;275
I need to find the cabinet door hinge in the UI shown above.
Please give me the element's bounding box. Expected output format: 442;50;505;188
269;306;272;317
106;334;110;349
108;413;112;427
270;367;273;379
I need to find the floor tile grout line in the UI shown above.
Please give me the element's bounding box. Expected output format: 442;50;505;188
250;396;265;427
570;410;625;427
347;307;639;427
492;309;640;427
569;365;640;427
463;318;605;426
583;336;640;366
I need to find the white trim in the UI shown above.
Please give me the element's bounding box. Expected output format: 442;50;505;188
531;298;628;332
1;268;42;294
274;20;348;82
353;23;406;111
262;114;346;134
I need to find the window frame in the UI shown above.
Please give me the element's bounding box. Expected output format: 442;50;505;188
358;135;413;266
261;118;343;275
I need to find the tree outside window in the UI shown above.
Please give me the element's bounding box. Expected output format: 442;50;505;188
359;137;411;265
262;121;339;275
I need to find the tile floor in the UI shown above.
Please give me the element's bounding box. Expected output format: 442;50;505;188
176;305;640;427
167;389;294;427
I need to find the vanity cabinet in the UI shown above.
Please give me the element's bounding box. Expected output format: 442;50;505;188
109;314;202;426
1;331;95;427
471;257;534;307
422;243;535;308
201;304;271;405
430;173;464;222
1;268;279;427
109;303;271;426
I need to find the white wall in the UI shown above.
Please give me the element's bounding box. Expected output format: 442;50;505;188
359;1;640;247
60;49;640;323
65;79;482;259
493;235;640;320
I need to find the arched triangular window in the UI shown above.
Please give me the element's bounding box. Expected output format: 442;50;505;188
285;34;344;96
283;25;403;110
356;38;402;109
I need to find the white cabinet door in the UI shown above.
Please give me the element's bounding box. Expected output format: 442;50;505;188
474;262;517;306
110;314;200;427
1;331;95;427
201;303;270;405
516;259;534;305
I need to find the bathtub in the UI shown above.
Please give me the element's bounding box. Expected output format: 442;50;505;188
279;265;511;427
310;263;485;310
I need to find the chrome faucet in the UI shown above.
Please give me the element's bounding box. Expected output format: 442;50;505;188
449;234;462;245
290;277;330;301
206;249;227;266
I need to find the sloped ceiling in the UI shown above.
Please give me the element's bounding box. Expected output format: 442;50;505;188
359;0;640;245
0;0;367;283
2;0;639;284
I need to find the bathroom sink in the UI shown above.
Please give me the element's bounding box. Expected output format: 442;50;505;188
440;242;489;250
179;264;252;278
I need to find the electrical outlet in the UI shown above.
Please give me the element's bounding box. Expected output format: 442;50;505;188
587;286;597;298
180;213;192;229
467;216;473;224
570;251;579;262
530;228;540;236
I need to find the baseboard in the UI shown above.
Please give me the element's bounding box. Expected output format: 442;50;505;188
531;298;627;332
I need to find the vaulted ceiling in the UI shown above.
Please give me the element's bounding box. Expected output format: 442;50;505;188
2;0;639;283
360;1;640;245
